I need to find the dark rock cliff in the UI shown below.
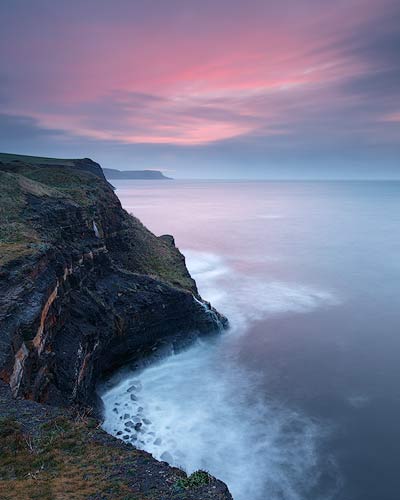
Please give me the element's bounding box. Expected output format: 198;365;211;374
0;154;231;499
0;156;226;406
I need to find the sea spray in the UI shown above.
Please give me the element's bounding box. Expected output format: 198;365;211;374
101;250;340;500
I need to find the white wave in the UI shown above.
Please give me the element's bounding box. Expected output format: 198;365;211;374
184;249;339;331
101;249;341;500
102;343;338;500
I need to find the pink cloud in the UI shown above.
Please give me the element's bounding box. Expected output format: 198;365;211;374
1;0;397;146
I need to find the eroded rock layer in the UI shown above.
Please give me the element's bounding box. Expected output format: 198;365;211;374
0;155;227;407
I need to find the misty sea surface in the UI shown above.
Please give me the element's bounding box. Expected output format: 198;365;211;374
101;180;400;500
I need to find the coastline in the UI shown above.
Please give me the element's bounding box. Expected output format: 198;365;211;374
0;154;232;499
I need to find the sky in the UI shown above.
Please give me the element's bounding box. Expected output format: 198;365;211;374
0;0;399;179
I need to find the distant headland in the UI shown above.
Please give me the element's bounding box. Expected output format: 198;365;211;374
103;168;171;180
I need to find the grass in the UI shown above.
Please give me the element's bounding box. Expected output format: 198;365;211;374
0;171;43;265
0;162;104;266
0;152;76;166
0;415;155;500
113;213;197;292
0;153;196;292
174;470;213;490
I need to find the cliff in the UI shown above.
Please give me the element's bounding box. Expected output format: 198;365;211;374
0;153;231;499
103;167;171;180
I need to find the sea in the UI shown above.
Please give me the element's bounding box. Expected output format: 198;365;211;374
100;179;400;500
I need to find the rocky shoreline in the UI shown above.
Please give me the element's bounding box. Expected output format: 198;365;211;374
0;153;232;499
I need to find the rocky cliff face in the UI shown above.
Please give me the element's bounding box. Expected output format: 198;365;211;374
0;155;227;408
0;154;231;498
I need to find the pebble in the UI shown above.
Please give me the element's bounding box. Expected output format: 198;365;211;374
123;435;129;440
123;413;130;419
125;421;134;428
134;422;142;431
130;394;137;401
142;418;151;425
153;438;162;445
112;408;118;414
127;385;136;393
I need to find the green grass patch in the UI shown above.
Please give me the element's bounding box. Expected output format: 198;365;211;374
0;152;76;166
174;470;213;490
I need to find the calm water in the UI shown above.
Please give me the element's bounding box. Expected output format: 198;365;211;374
101;180;400;500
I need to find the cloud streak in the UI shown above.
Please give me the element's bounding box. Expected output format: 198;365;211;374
0;0;399;176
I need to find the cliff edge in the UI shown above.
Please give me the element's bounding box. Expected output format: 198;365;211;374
0;153;231;499
103;167;171;180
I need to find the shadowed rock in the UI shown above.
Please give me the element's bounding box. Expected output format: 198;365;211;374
0;153;231;499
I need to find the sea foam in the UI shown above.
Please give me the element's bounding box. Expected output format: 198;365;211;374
184;249;339;332
101;249;340;500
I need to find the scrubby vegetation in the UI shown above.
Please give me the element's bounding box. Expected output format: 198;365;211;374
175;470;213;490
0;414;155;499
0;153;195;292
0;171;42;264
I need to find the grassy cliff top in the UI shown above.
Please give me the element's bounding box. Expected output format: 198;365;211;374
0;153;195;292
0;158;110;266
0;381;230;500
0;152;105;178
0;152;76;166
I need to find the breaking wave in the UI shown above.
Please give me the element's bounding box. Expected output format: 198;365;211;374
101;250;341;500
184;249;339;332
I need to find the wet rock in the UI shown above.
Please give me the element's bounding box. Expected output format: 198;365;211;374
116;431;122;436
124;428;131;433
134;422;142;431
125;420;134;428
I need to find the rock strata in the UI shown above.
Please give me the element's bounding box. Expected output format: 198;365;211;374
0;153;231;499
